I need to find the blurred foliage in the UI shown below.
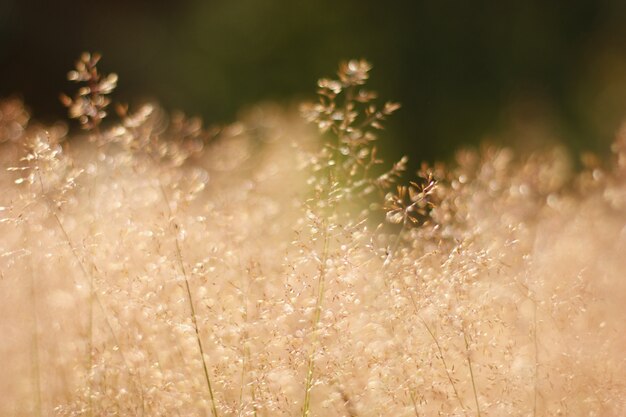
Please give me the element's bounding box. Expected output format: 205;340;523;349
3;0;626;162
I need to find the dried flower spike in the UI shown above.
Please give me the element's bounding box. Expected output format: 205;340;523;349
384;169;436;225
60;52;117;131
301;59;404;205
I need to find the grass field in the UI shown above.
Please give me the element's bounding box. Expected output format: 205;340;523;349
0;54;624;416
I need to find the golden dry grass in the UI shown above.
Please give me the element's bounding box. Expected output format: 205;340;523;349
0;57;625;417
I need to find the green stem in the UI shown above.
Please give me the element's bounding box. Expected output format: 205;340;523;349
302;219;330;417
156;179;219;417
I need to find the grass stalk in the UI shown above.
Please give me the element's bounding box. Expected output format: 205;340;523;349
237;265;257;417
181;261;219;417
419;318;466;412
404;285;466;414
302;218;330;417
155;178;219;417
36;169;145;417
463;331;481;417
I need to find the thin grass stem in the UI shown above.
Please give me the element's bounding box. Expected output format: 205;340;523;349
419;318;466;413
302;217;330;417
36;168;145;417
155;178;219;417
463;330;481;417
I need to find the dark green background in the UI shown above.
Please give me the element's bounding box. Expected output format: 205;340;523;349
3;0;626;163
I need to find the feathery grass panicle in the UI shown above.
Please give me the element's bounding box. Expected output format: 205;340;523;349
60;52;117;133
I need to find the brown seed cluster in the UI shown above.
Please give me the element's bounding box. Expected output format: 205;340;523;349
60;52;118;131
